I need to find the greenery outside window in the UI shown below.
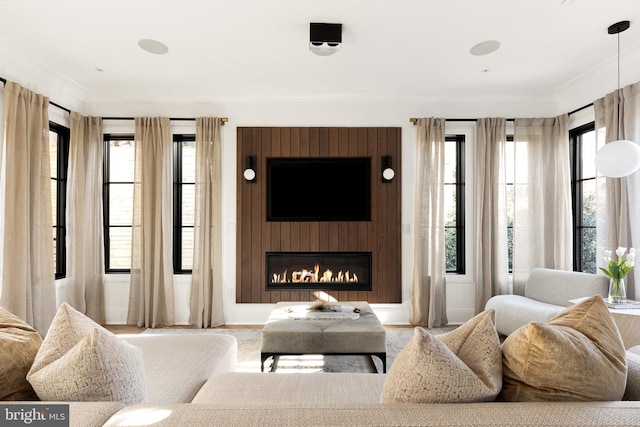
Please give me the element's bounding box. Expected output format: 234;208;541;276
570;123;597;273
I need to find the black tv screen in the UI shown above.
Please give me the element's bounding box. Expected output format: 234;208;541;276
267;157;371;221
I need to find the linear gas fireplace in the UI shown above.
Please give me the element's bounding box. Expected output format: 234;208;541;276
266;252;372;292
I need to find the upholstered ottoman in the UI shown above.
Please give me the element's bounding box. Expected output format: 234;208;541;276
260;301;386;373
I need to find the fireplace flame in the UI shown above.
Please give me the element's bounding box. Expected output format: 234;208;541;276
272;264;359;284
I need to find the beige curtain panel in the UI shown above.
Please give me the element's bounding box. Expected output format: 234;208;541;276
128;117;175;327
474;118;509;313
189;117;224;328
595;81;640;300
66;112;105;323
512;115;572;293
0;81;56;335
410;117;448;328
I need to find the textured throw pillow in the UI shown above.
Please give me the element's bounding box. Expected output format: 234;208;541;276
500;295;627;402
380;309;502;403
27;303;146;404
0;307;43;400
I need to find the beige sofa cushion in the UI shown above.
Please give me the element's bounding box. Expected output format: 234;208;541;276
27;303;146;404
0;307;42;400
193;372;385;405
380;309;501;403
624;345;640;401
105;401;640;427
500;295;627;402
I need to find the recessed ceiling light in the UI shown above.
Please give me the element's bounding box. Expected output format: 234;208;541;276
470;40;501;56
94;67;104;72
138;38;169;55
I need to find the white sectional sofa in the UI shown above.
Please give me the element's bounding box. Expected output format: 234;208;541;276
92;338;640;426
5;293;640;427
8;332;639;426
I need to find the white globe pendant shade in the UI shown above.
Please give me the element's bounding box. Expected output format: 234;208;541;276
594;139;640;178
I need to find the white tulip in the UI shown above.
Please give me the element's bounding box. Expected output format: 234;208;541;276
631;248;637;255
604;249;613;258
616;247;627;258
627;252;636;261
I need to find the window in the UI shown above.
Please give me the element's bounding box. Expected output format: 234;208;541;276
50;123;69;279
444;135;465;274
505;135;514;272
103;135;135;272
173;134;195;273
104;133;197;273
570;123;597;273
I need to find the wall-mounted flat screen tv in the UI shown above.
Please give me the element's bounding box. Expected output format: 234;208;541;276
267;157;371;221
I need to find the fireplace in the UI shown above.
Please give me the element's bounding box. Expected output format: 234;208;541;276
266;252;372;292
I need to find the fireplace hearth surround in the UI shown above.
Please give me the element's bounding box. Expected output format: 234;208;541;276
237;127;401;304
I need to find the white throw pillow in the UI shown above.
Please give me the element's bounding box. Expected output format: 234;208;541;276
27;303;146;404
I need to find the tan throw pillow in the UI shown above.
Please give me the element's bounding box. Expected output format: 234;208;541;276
380;309;501;403
0;307;43;400
27;303;146;404
500;295;627;402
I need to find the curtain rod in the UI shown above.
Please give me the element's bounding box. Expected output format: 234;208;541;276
409;118;515;124
102;116;228;124
0;76;227;125
409;101;595;125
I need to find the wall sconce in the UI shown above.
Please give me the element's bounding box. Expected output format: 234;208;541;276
381;155;395;182
243;155;256;182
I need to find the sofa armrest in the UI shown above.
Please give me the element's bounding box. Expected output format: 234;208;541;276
525;268;608;306
485;294;564;336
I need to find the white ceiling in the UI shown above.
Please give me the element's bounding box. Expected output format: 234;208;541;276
1;0;640;113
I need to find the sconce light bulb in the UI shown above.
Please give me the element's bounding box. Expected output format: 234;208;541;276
243;168;256;181
382;168;395;181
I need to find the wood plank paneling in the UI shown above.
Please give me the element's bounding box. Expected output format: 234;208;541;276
237;127;401;304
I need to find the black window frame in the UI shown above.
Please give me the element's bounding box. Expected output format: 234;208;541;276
103;133;135;273
445;134;466;274
50;122;70;279
570;122;597;273
173;134;195;274
506;134;514;273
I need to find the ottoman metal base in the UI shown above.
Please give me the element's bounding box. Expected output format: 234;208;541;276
261;352;387;373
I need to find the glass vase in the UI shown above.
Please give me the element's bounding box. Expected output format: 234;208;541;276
608;278;627;303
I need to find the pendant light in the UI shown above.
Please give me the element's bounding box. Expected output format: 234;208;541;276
594;20;640;178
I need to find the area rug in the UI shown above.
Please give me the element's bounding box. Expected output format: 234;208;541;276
141;326;455;373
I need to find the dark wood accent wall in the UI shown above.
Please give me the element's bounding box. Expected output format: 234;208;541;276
236;127;401;303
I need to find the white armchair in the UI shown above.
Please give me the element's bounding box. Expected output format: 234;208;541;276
485;268;609;336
